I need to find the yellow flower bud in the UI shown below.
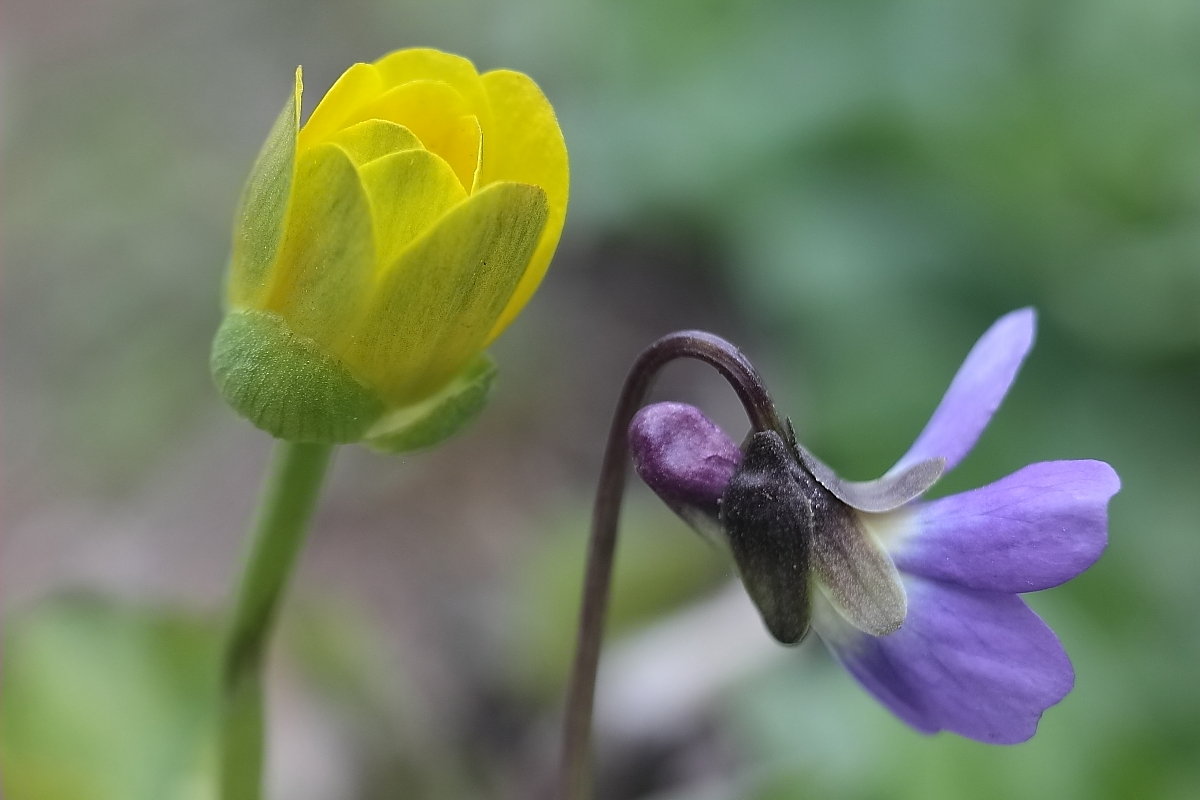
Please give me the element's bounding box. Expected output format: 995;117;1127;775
212;49;569;449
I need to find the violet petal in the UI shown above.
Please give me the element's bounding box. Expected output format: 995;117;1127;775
891;308;1036;475
890;460;1118;593
629;402;741;540
796;436;945;512
815;576;1074;743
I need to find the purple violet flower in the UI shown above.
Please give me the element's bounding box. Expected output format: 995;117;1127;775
628;309;1119;743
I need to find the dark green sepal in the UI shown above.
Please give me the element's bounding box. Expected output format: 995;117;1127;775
722;428;908;643
211;309;385;442
775;421;910;637
720;430;813;645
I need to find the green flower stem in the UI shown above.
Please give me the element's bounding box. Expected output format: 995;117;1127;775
218;441;335;800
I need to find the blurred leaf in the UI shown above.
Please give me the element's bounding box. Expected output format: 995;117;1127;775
1;594;217;800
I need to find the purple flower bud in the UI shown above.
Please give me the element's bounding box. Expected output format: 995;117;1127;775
629;402;741;542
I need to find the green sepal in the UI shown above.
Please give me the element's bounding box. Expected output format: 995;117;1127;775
364;354;497;453
211;309;385;442
720;430;813;646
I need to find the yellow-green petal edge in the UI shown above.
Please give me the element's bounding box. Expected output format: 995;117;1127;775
261;142;376;346
229;67;302;307
365;354;498;453
350;181;548;403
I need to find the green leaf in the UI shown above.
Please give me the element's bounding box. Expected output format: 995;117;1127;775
0;595;217;800
364;353;497;453
229;67;301;307
211;309;385;443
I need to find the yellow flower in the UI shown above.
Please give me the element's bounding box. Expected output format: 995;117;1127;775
212;49;568;449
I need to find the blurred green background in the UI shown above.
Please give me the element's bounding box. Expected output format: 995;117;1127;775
3;0;1199;798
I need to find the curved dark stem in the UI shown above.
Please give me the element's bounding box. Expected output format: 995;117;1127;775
557;330;783;800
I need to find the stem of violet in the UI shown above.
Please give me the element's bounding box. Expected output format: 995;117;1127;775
558;331;782;800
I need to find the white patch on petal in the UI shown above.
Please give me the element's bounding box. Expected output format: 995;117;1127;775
857;506;920;554
812;588;865;649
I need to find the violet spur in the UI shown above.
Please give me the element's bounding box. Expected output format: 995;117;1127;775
628;309;1119;743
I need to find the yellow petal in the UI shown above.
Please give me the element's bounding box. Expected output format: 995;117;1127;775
479;69;569;341
262;143;374;349
298;62;383;151
327;119;423;165
357;148;467;268
352;81;482;191
229;66;302;307
349;182;549;403
374;49;492;127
